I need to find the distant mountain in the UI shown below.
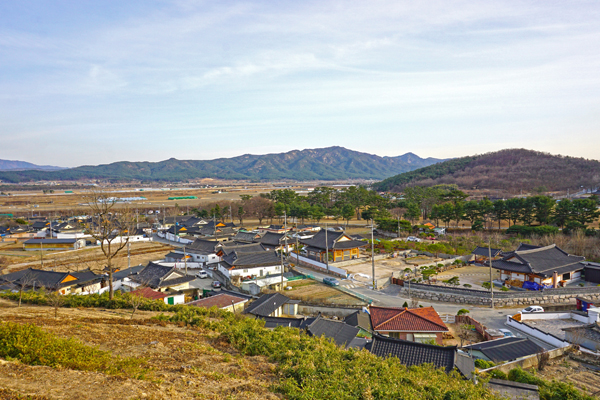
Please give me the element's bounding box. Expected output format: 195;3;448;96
0;147;444;183
0;159;64;171
372;149;600;192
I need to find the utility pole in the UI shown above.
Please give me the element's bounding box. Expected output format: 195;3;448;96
489;241;494;309
281;211;287;290
371;219;376;290
184;246;188;275
213;214;217;241
397;215;400;239
40;242;44;268
325;223;329;273
127;231;131;269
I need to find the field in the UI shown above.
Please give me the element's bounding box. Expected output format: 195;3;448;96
0;299;281;400
269;279;366;307
0;241;175;275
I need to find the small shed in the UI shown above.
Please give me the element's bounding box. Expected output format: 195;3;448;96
576;297;596;312
582;262;600;284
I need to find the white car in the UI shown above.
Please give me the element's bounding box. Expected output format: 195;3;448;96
196;270;208;279
521;306;544;313
407;236;422;242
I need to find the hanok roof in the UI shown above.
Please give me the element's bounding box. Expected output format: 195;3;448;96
491;244;585;278
24;238;77;244
232;231;262;243
299;230;367;251
70;269;102;286
113;265;145;281
463;337;543;363
0;268;78;290
130;287;168;301
305;316;360;348
369;306;449;332
244;293;291;316
344;310;373;332
255;232;285;247
165;251;190;261
471;246;502;257
186;238;218;254
221;250;281;270
256;315;306;329
188;293;248;309
367;335;457;373
218;242;266;256
132;262;195;289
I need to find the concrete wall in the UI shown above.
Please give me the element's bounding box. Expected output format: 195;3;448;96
291;252;348;277
481;346;572;375
506;316;571;348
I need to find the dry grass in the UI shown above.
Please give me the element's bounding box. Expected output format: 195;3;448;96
270;280;365;307
0;299;282;400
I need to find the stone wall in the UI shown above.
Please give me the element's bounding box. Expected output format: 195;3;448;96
401;286;600;307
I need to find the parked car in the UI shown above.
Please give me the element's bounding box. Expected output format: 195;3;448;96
407;236;422;242
323;277;340;286
521;306;544;313
211;281;222;288
196;270;208;279
499;329;515;338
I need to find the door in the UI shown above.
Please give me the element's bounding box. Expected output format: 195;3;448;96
167;297;174;305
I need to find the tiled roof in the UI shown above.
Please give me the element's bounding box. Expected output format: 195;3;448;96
306;316;360;348
113;265;145;281
368;335;457;373
244;293;290;316
132;262;195;288
130;287;168;300
255;232;285;247
24;239;77;244
492;243;585;278
0;268;77;290
299;230;367;251
463;337;543;363
344;310;372;332
257;315;306;328
221;250;281;269
219;242;266;256
471;246;502;257
188;293;248;309
186;238;218;254
369;306;448;332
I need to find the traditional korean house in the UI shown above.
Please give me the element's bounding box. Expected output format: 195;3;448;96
491;243;585;288
299;229;366;263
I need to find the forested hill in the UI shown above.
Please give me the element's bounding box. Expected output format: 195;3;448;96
0;159;63;171
0;147;443;183
372;149;600;192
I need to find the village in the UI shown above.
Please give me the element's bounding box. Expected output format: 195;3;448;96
2;187;600;399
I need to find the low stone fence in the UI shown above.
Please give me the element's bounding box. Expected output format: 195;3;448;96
298;304;362;318
396;281;600;307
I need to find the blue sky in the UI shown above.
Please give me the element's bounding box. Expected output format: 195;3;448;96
1;1;599;167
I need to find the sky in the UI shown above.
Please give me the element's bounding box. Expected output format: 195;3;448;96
1;1;600;167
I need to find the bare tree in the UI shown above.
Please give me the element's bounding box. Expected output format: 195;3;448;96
536;350;550;371
10;270;37;308
46;290;65;319
458;324;475;347
83;191;135;300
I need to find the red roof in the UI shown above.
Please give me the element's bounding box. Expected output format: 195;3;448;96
188;294;248;309
369;306;448;332
130;287;168;300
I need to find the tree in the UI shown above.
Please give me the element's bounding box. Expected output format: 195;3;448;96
532;195;555;225
491;199;507;230
463;200;482;226
341;204;354;227
452;201;465;228
571;198;600;227
84;192;135;300
505;198;524;227
403;202;420;224
553;199;573;229
11;270;36;308
520;197;536;226
47;291;65;319
457;324;475;347
310;206;325;223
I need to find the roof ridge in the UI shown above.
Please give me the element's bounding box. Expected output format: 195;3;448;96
405;307;449;330
516;244;556;254
372;307;408;329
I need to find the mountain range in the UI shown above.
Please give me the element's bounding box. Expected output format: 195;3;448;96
0;147;444;183
372;149;600;192
0;159;64;172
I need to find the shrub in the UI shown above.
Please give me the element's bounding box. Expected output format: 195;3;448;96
500;286;510;292
475;359;495;369
488;369;507;380
463;284;472;288
0;322;146;377
456;309;470;316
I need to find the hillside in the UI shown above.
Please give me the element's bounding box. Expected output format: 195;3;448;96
373;149;600;192
0;159;63;171
0;147;443;183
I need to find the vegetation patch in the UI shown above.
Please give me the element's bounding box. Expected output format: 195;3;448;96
0;322;146;378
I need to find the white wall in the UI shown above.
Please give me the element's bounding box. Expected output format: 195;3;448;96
507;316;571;348
218;263;282;280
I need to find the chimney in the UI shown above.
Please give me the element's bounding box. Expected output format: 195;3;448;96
553;271;558;288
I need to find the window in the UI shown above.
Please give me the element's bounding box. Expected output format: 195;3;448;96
414;333;437;343
562;272;571;280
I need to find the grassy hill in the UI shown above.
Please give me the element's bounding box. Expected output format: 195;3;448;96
0;159;64;171
373;149;600;192
0;147;443;183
